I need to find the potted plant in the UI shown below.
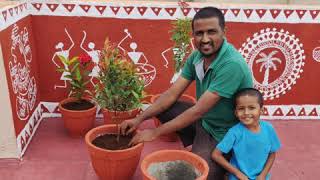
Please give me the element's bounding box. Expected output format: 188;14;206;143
170;17;192;83
95;38;144;125
84;38;144;180
57;54;97;137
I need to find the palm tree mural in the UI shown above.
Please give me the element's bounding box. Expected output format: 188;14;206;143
256;50;282;85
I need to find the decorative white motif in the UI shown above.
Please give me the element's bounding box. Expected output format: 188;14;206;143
8;24;37;121
161;39;195;84
117;29;156;87
80;31;101;86
16;103;43;157
51;28;74;89
312;41;320;62
239;28;305;100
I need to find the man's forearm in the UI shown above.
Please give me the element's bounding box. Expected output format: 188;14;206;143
153;105;201;136
136;92;178;123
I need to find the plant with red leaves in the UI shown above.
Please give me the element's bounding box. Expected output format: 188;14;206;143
57;54;93;100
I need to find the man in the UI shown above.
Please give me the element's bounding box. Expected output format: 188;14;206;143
120;6;253;179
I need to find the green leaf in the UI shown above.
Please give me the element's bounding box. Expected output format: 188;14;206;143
58;55;68;65
83;80;90;86
69;56;79;65
56;68;66;73
64;75;73;79
70;62;80;73
75;68;81;81
70;81;81;88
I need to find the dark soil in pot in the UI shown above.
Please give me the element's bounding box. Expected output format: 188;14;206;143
92;133;133;150
62;99;94;110
147;160;201;180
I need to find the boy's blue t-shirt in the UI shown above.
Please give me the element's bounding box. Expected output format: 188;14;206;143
216;120;281;180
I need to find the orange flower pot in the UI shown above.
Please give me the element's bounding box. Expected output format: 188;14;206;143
102;108;141;124
141;150;209;180
151;94;196;142
59;97;97;137
85;124;144;180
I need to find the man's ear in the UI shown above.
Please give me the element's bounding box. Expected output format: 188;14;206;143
223;26;227;37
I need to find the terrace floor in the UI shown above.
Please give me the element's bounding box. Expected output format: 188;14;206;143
0;117;319;180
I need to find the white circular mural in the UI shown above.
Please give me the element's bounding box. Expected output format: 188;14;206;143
239;28;305;100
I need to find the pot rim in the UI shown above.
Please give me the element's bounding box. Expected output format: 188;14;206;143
140;149;209;180
59;97;97;113
85;124;143;153
101;107;141;114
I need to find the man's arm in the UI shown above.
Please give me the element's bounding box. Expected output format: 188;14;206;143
256;152;276;180
136;76;191;123
120;76;191;135
129;89;221;145
153;89;220;136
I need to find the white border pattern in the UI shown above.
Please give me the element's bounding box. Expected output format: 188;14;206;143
26;1;320;23
16;102;43;157
1;1;320;32
16;101;320;157
0;1;29;31
40;101;320;120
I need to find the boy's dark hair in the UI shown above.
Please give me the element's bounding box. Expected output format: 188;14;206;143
192;7;225;31
233;88;264;107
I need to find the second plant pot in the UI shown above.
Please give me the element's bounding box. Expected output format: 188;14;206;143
102;108;141;124
59;97;97;137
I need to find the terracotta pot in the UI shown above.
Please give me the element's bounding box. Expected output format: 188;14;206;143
102;108;141;124
141;149;209;180
85;124;144;180
151;94;196;142
59;97;97;137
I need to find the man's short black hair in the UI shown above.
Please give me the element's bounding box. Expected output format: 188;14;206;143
233;88;264;107
192;6;225;31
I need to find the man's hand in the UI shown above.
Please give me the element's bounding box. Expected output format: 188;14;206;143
119;118;140;135
128;129;158;146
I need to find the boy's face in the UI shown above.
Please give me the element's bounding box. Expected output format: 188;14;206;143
235;95;263;127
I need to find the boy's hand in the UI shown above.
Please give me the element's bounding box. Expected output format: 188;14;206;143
235;172;249;180
256;174;267;180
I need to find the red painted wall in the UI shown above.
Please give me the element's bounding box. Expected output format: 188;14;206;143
0;16;40;135
31;16;320;105
32;16;196;102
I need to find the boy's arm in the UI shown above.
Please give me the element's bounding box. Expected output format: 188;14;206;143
211;149;248;180
257;152;276;179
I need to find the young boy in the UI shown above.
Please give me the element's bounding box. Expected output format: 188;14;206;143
212;88;281;180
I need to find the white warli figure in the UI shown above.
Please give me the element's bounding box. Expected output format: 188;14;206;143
161;39;194;84
52;28;74;89
8;24;37;120
80;31;101;86
117;29;156;87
